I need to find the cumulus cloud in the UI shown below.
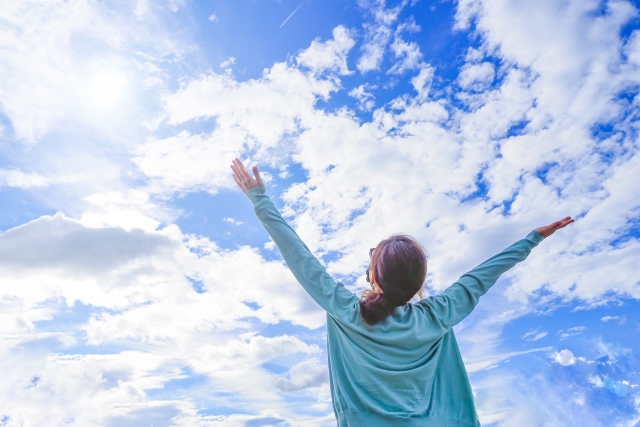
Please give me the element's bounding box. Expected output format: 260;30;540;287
348;84;377;111
134;33;351;194
457;62;495;91
411;65;434;100
273;358;329;392
356;0;407;73
296;26;355;75
0;204;327;423
219;56;235;69
265;0;640;308
0;209;325;329
133;130;247;194
387;18;424;75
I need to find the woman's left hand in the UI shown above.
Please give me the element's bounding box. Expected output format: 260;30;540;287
230;158;265;194
535;216;574;238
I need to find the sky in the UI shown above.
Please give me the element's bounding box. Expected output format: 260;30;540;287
0;0;639;425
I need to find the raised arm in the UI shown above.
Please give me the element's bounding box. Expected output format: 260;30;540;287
230;159;358;318
420;217;573;329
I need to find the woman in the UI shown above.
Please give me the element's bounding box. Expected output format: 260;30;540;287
230;158;573;427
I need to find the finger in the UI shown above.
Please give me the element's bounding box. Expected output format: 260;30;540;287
235;158;253;182
232;160;252;186
549;217;574;233
253;166;264;187
233;174;247;192
231;159;242;178
230;164;247;187
552;217;572;229
558;218;575;228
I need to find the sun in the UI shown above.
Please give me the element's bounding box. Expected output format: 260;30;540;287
82;70;129;110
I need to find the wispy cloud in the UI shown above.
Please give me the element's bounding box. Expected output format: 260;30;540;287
522;327;549;342
466;346;554;373
558;326;587;340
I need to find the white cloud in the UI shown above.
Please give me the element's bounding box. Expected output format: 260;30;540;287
558;326;587;340
134;130;246;194
356;0;407;73
273;358;329;392
273;0;640;308
387;37;423;74
588;375;604;388
465;346;553;373
348;84;376;111
220;56;235;69
134;0;150;18
0;169;49;188
0;347;190;427
208;13;218;22
135;53;338;194
223;217;243;225
522;328;548;341
0;200;329;423
472;371;602;426
411;64;434;100
0;206;326;334
79;190;165;232
458;62;495;91
168;0;186;13
465;47;484;62
296;26;355;75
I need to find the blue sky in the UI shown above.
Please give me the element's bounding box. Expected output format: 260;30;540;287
0;0;639;425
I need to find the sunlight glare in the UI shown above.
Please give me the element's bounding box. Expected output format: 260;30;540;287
83;71;129;109
556;349;575;366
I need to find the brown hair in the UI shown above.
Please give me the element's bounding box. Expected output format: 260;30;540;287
360;235;427;326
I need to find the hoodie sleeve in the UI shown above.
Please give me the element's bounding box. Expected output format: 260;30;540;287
247;187;359;318
420;231;543;329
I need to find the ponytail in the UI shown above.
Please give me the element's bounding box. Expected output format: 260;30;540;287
359;292;395;326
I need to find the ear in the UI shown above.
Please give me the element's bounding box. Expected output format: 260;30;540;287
370;271;383;293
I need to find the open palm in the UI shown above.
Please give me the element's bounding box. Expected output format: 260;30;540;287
230;158;265;194
535;216;574;238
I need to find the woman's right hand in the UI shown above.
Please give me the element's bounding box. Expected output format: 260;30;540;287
535;216;574;238
230;158;265;194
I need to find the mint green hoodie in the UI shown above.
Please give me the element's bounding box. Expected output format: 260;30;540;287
247;187;543;427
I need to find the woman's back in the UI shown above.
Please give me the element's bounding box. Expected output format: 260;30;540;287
326;303;477;426
244;184;542;426
230;158;571;426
